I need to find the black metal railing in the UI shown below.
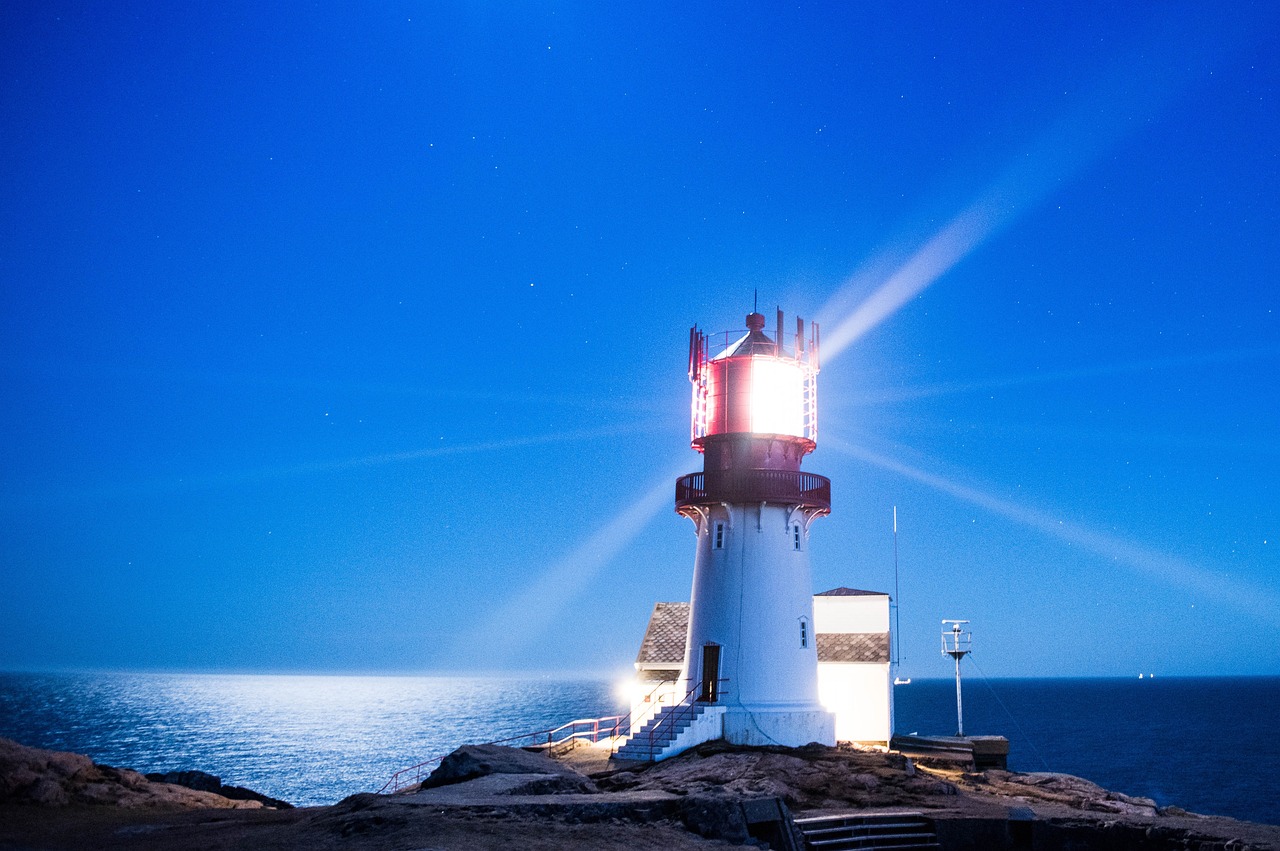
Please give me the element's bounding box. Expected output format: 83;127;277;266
675;470;831;512
641;678;729;760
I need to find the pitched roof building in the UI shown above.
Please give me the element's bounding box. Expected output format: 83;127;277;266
630;588;894;743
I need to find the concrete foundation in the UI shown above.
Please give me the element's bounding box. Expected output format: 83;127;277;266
723;708;835;748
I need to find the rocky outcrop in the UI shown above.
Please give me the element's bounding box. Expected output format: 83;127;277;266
599;740;958;811
590;741;1280;850
0;738;279;809
3;738;1278;850
960;769;1162;817
145;768;294;808
421;743;598;793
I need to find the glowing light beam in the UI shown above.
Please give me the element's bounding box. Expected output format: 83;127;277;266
0;423;666;510
833;346;1280;408
817;16;1250;363
827;437;1280;628
465;471;682;667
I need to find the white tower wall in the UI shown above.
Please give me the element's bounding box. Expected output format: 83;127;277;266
680;503;835;746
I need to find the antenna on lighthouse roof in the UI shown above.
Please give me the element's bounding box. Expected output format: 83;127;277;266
753;289;758;313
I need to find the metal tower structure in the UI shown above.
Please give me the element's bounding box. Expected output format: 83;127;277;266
941;619;972;737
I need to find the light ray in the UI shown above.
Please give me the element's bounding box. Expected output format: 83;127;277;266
816;17;1245;363
1;423;666;510
16;360;670;415
834;346;1280;407
826;437;1280;627
465;471;681;666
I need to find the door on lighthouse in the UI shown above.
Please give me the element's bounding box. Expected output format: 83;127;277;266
699;644;721;703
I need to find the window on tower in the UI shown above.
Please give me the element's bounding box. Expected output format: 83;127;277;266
793;523;802;550
714;522;725;549
799;618;809;648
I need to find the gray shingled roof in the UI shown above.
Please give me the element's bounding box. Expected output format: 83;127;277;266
636;601;891;667
817;632;890;663
635;602;690;665
816;587;889;597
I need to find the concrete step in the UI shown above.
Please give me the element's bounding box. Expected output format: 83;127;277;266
795;813;939;851
614;704;712;762
808;835;940;850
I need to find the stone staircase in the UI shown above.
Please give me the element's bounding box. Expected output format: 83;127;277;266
793;812;940;850
613;703;719;761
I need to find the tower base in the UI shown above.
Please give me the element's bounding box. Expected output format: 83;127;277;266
722;707;835;748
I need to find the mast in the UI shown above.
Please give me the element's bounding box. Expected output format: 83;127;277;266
893;506;901;667
941;620;972;737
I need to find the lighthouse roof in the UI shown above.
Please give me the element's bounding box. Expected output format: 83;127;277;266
711;312;782;360
634;599;891;666
712;327;779;360
634;602;690;666
816;587;888;597
817;631;890;663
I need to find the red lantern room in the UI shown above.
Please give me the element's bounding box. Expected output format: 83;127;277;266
678;308;829;516
690;310;819;451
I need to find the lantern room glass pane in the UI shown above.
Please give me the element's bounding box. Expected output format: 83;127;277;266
750;357;804;436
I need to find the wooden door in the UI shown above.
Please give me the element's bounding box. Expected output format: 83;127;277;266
700;643;721;703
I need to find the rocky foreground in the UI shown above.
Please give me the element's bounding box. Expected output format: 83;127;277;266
1;736;1277;850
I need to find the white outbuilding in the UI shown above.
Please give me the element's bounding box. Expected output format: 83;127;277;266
627;587;893;748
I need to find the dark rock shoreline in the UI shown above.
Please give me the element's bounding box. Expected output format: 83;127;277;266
142;769;294;810
0;738;279;811
2;737;1277;850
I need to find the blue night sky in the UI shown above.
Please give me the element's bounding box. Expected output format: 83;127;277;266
2;2;1276;680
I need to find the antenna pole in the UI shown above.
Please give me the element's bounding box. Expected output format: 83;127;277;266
893;507;901;665
954;649;964;736
941;620;972;737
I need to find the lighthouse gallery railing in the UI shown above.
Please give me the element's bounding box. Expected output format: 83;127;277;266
675;470;830;512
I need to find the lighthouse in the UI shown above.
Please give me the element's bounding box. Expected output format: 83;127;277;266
674;307;836;747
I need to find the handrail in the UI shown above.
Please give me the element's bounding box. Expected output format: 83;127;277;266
676;469;831;512
608;679;677;756
635;678;677;721
644;678;728;758
377;755;446;795
639;678;676;707
543;715;629;748
377;712;630;795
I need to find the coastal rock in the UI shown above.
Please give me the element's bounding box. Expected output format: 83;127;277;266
0;738;270;809
25;778;68;806
969;770;1160;817
504;773;598;795
146;768;294;808
4;738;1280;850
598;741;955;810
146;769;222;793
675;794;752;844
423;744;597;792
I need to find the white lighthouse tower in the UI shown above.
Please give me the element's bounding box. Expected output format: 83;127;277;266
674;307;836;748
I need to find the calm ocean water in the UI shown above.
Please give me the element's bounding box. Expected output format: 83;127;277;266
0;672;1276;825
894;676;1280;827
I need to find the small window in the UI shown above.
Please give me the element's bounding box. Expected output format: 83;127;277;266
793;523;802;551
714;522;725;549
799;619;809;648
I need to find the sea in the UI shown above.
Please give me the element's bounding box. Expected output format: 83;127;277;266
0;672;1276;825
